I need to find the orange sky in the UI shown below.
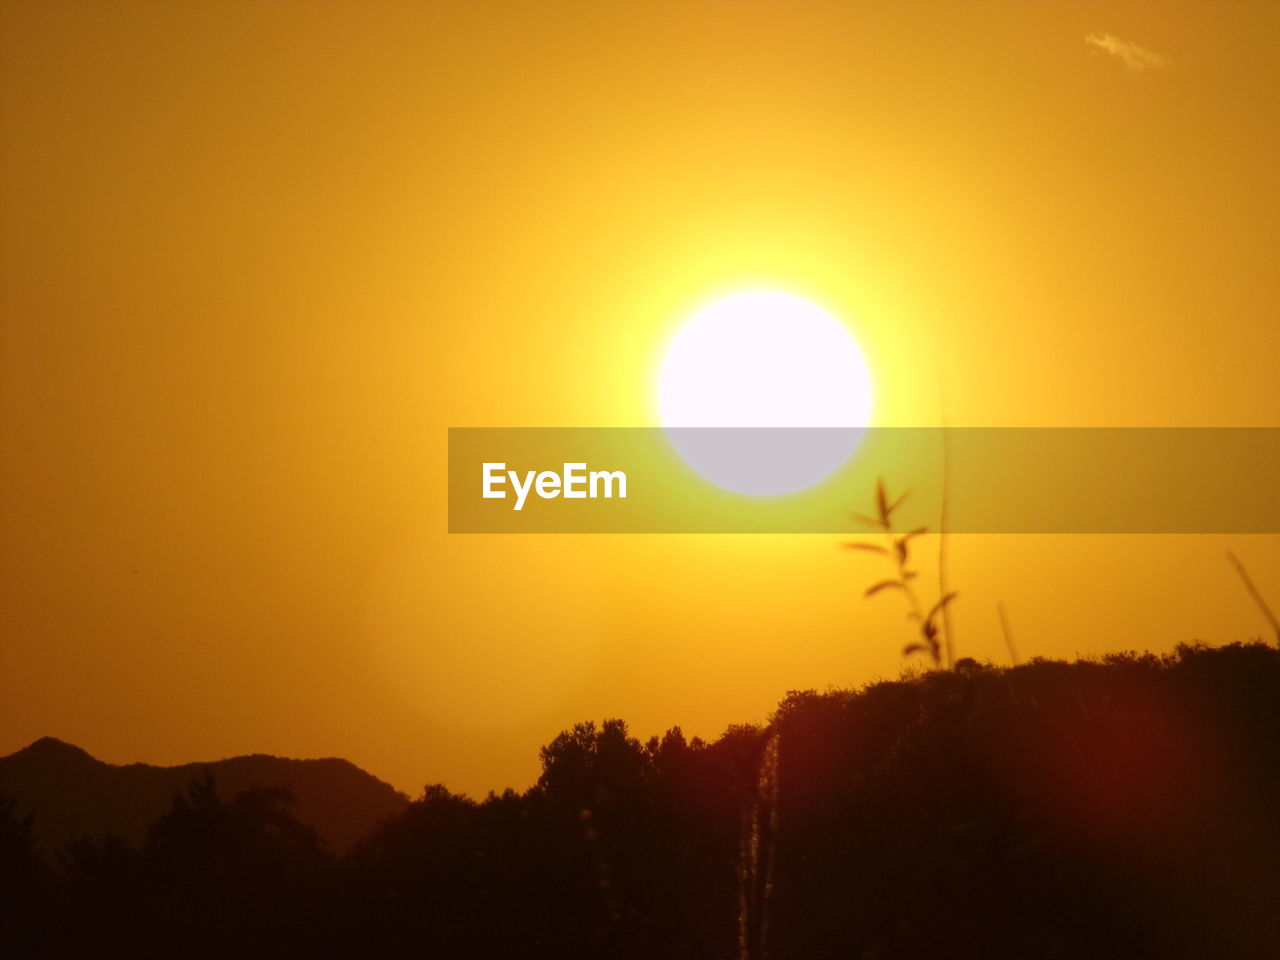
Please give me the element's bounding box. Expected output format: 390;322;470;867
2;1;1278;796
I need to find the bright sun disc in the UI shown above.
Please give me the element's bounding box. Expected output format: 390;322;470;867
658;291;873;495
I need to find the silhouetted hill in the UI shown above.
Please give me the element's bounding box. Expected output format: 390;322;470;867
3;643;1278;960
0;737;408;855
763;643;1280;959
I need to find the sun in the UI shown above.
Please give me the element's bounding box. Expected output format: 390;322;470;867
658;290;873;495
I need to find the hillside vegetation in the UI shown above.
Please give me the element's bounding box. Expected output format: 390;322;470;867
2;642;1277;959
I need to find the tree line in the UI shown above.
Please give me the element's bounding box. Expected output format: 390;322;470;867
3;642;1278;959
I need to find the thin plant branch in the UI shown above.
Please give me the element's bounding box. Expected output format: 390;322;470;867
846;479;956;668
938;380;955;669
1227;551;1280;647
998;601;1018;665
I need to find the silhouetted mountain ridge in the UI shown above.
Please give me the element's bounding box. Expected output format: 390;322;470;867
4;643;1279;959
0;737;408;855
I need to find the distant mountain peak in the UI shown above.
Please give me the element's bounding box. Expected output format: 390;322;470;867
16;737;96;762
0;738;409;854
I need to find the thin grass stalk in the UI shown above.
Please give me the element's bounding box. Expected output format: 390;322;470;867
1227;551;1280;647
939;404;955;669
998;601;1018;664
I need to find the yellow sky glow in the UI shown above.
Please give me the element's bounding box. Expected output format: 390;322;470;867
2;1;1278;795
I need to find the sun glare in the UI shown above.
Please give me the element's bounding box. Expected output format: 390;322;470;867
658;291;873;495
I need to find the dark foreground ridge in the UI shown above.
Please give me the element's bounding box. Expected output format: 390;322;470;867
2;642;1278;959
0;737;409;855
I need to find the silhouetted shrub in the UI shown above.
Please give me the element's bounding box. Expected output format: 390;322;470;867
7;643;1279;959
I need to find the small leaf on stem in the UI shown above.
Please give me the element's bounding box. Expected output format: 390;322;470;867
842;542;890;555
865;580;904;597
887;488;912;515
926;592;959;623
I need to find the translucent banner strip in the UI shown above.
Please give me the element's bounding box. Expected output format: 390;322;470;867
447;428;1280;534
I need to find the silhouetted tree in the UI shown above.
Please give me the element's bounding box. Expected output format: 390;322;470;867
7;643;1280;959
0;793;47;957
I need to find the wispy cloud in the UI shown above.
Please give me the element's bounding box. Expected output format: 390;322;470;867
1085;32;1171;72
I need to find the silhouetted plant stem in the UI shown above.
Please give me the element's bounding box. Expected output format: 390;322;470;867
1227;551;1280;647
846;479;957;668
998;601;1018;664
939;408;955;669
